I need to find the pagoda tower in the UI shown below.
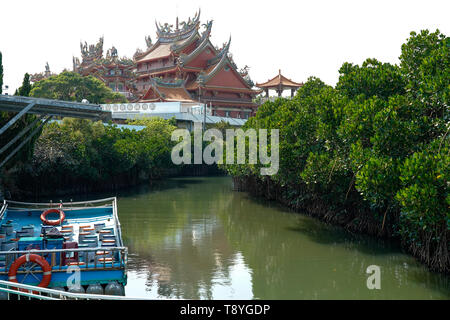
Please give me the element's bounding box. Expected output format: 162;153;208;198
134;10;261;118
256;70;303;98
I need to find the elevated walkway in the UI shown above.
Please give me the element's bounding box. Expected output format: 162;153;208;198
0;95;112;168
0;95;111;121
101;102;247;129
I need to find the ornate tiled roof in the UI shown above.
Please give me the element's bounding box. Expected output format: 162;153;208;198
206;37;230;67
196;37;231;85
170;23;201;53
136;42;173;62
141;78;195;102
177;20;214;66
131;10;260;107
195;37;256;91
134;11;203;62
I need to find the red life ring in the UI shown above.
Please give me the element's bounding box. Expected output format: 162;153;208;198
40;208;65;226
8;254;52;292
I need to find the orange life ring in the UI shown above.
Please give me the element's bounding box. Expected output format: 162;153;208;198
8;254;52;292
40;208;65;226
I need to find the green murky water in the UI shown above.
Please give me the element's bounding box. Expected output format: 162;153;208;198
117;176;449;299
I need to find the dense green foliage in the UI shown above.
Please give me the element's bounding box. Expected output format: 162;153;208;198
336;58;406;100
16;117;178;194
16;73;32;97
222;29;449;272
30;71;126;104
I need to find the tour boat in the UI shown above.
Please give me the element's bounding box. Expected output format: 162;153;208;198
0;198;127;296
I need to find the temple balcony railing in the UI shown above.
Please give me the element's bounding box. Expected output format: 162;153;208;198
103;74;133;78
136;64;176;75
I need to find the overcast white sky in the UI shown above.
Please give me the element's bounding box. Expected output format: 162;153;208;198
0;0;448;93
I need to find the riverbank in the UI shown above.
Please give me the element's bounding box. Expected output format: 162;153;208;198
1;164;224;201
231;175;449;275
231;175;397;237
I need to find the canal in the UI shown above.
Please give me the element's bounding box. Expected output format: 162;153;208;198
116;176;449;299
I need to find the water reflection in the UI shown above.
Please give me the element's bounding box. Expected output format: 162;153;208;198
117;177;449;299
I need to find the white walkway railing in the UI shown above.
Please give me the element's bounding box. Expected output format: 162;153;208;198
0;280;147;300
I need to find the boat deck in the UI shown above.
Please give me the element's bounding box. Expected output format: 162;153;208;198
0;198;127;289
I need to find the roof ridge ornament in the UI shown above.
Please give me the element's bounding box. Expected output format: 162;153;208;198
145;35;153;48
80;36;104;62
156;10;202;43
201;20;213;39
194;8;201;23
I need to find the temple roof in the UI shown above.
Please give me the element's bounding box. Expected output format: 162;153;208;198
177;20;214;66
141;79;195;103
134;11;259;104
195;38;257;92
136;19;213;64
197;38;232;84
256;70;303;89
170;27;200;53
137;42;174;62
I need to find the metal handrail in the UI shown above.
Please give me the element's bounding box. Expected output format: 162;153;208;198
0;247;127;273
112;198;124;247
6;206;112;212
0;280;146;300
0;246;127;256
5;197;116;207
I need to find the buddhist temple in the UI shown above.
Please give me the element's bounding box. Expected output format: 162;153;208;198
134;10;261;118
30;10;263;119
256;70;303;97
72;37;138;100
